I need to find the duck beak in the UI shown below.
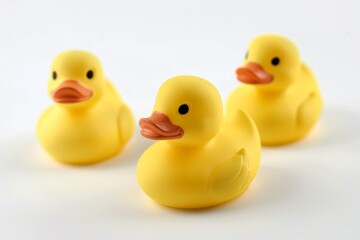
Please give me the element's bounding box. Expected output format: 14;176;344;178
51;80;93;103
139;111;184;140
236;62;273;84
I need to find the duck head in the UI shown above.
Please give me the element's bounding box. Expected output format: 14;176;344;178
140;76;223;147
236;34;301;92
47;50;105;110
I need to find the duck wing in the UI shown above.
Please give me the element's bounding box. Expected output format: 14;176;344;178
210;148;250;196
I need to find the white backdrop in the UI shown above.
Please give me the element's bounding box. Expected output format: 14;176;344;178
1;0;359;239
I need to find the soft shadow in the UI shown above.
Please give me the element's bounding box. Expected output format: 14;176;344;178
262;107;360;150
308;107;360;147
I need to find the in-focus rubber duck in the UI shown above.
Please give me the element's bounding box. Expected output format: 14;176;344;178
227;34;323;146
137;76;261;209
37;50;134;164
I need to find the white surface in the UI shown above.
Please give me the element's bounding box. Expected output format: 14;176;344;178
1;0;360;239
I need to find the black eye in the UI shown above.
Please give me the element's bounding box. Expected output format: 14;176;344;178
52;71;57;80
86;70;94;79
271;57;280;66
245;51;249;59
178;104;189;115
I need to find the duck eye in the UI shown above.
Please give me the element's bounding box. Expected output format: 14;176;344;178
178;104;189;115
86;70;94;79
52;71;57;80
245;51;249;59
271;57;280;66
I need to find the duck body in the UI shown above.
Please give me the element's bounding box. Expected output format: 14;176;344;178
227;34;323;145
137;76;261;209
37;51;134;164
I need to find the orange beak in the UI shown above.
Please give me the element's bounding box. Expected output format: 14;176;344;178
236;62;273;84
139;111;184;140
51;80;93;103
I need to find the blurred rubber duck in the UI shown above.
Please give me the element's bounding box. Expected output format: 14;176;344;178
227;34;323;146
137;76;261;209
37;50;134;164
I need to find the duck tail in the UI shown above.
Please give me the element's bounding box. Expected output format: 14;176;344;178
224;109;261;180
225;109;259;141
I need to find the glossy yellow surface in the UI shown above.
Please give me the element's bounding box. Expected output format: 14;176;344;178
37;51;134;164
137;76;261;209
227;34;323;145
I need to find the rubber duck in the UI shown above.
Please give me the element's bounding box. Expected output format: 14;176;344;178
227;34;323;146
37;50;134;164
137;76;261;209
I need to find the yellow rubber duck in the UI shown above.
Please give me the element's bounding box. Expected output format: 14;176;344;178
227;34;323;146
37;50;134;165
137;76;261;209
